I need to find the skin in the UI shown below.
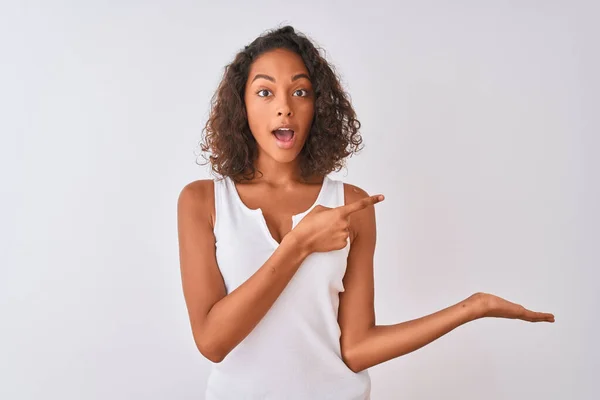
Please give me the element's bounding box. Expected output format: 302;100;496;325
245;48;315;178
237;47;322;244
177;48;555;370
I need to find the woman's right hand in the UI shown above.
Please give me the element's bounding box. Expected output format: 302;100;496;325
291;193;385;254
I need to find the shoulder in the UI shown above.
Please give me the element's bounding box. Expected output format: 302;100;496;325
177;179;216;228
340;181;375;243
179;179;214;201
341;181;371;205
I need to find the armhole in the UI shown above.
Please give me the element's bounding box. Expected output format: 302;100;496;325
339;180;346;206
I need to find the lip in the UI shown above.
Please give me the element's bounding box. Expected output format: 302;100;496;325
271;123;297;132
272;124;296;150
273;133;296;149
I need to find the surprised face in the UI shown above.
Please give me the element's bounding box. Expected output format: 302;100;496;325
244;48;315;164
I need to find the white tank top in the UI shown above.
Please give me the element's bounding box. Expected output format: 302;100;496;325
206;174;371;399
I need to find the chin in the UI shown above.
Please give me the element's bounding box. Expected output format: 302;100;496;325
270;150;301;163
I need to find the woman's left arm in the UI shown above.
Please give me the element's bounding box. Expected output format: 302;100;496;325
338;184;554;373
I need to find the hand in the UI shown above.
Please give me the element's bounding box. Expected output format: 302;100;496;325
291;193;385;254
470;292;555;322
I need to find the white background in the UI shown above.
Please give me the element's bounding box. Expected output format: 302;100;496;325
2;0;598;399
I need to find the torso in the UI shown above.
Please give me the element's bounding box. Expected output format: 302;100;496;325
203;174;371;399
179;175;374;397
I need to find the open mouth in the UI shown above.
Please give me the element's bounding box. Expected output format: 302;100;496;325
272;128;295;142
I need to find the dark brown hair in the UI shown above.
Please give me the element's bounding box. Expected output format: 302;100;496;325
197;25;364;182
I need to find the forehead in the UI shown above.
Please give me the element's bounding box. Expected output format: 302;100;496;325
248;48;309;79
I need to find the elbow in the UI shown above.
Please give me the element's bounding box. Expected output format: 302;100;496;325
194;333;228;363
198;344;226;364
341;347;365;374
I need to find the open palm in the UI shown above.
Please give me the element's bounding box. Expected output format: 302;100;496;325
475;292;555;322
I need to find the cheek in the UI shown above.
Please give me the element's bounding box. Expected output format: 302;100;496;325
298;102;315;126
246;111;275;144
301;101;314;113
245;101;267;130
299;98;315;114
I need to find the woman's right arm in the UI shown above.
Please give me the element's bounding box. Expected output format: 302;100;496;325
177;180;310;363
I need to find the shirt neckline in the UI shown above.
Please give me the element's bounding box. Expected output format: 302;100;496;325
226;175;329;247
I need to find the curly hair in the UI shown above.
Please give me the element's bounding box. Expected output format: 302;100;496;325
197;25;364;183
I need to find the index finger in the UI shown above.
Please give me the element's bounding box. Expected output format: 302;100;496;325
338;194;385;216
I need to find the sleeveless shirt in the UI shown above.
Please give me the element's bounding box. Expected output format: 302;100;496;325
206;174;371;399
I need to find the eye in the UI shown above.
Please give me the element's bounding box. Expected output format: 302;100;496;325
293;89;310;97
256;89;272;97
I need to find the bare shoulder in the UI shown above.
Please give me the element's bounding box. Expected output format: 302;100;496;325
342;182;371;204
178;179;216;228
342;182;375;243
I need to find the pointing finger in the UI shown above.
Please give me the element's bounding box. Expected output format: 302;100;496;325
339;194;385;216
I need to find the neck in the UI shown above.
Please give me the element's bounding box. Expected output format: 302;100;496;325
251;152;312;185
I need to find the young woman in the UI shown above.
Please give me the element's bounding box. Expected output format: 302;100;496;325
177;26;555;399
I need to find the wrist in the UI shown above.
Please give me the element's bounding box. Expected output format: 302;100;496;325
466;292;488;321
282;231;312;258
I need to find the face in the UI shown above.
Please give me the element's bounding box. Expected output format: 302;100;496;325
244;48;315;163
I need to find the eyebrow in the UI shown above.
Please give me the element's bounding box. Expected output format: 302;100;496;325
250;73;311;84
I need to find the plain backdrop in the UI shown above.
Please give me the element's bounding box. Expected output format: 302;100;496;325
1;0;598;399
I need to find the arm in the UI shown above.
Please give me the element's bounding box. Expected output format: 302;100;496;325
177;180;310;363
337;184;554;373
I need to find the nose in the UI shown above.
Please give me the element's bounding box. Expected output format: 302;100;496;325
276;97;293;117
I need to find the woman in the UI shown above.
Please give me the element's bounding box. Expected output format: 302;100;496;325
177;25;554;399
